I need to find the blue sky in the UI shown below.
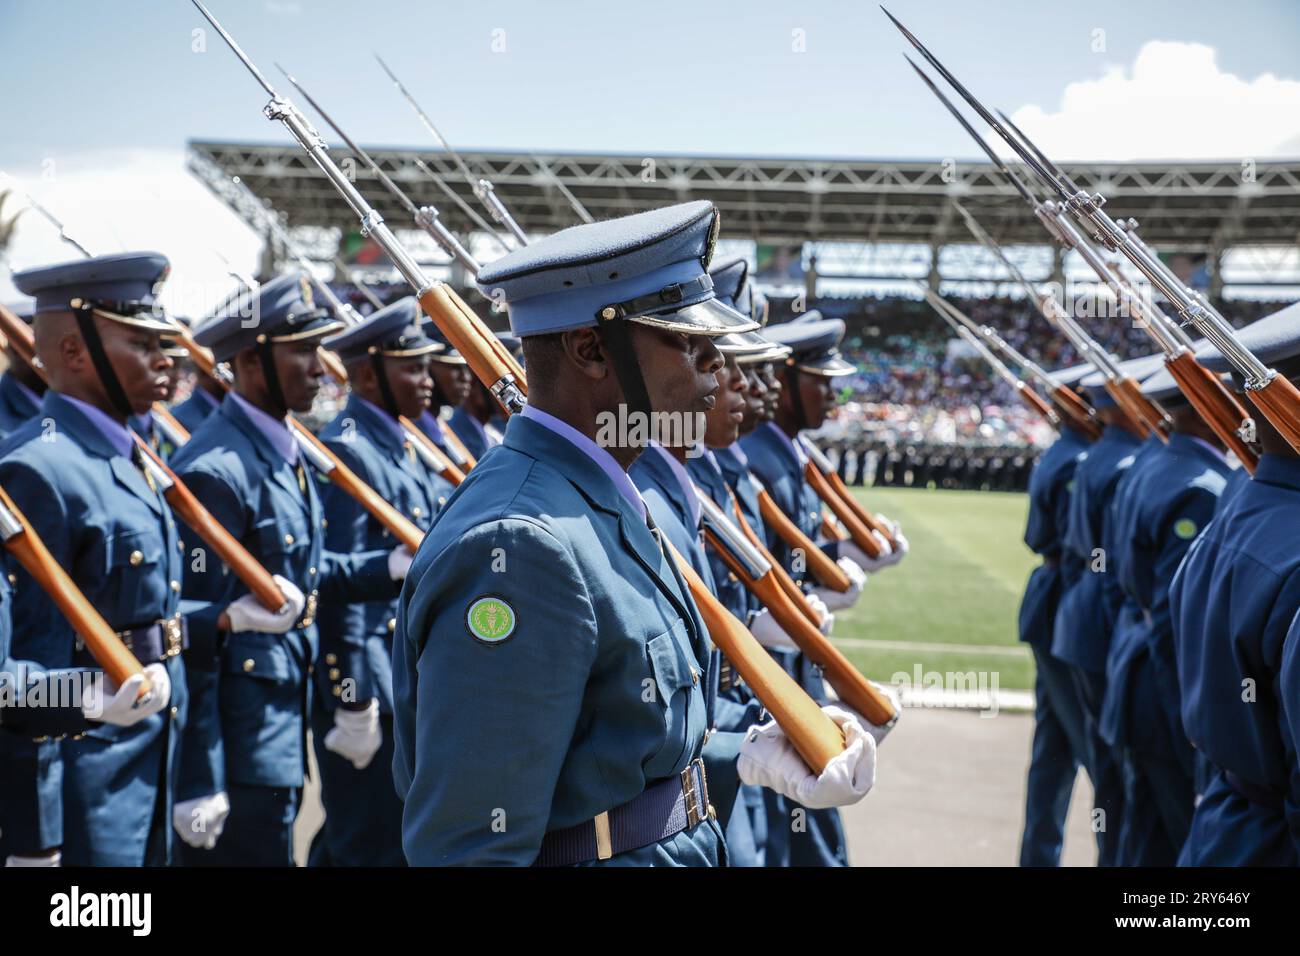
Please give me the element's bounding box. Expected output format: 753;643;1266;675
2;0;1298;310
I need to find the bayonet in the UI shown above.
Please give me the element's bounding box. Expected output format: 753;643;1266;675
1;176;93;258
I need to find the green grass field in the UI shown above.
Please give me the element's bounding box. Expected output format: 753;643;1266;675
830;487;1038;690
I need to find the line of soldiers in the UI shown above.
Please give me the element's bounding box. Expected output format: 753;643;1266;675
831;441;1035;493
1016;304;1300;866
0;199;910;866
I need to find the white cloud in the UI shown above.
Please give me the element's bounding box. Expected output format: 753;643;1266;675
1000;41;1300;162
0;148;262;319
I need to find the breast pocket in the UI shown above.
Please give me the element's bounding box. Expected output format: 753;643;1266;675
643;620;706;778
102;529;165;626
254;515;311;581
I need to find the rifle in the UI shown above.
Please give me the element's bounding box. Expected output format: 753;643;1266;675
800;438;897;556
2;177;92;258
755;485;853;591
0;483;149;693
919;285;1063;428
886;9;1300;454
194;0;877;770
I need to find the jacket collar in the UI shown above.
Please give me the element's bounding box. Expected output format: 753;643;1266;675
345;394;407;458
40;391;163;515
1253;453;1300;492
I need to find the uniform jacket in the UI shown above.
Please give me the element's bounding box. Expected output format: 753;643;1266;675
1018;427;1088;648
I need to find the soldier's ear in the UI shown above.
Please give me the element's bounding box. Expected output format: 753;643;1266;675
561;327;608;382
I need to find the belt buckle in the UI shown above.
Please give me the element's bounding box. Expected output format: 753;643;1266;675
162;615;183;657
680;757;710;828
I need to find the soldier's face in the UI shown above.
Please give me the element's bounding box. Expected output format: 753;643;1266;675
385;355;435;419
758;362;781;420
98;319;174;416
738;364;767;434
703;353;747;447
797;369;834;429
631;326;723;416
273;340;325;414
431;362;472;409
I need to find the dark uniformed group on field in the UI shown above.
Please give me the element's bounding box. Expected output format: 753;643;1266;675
1016;312;1300;867
0;201;915;867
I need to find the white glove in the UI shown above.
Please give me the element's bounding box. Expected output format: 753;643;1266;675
172;792;231;850
737;704;877;809
813;556;866;611
840;533;894;574
876;515;909;566
805;592;834;635
388;545;414;581
225;575;305;634
82;662;171;726
324;699;382;770
5;852;61;867
748;607;798;651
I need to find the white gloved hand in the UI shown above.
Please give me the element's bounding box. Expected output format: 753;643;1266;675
737;704;877;809
324;699;382;769
225;575;305;634
747;607;798;651
82;663;171;727
172;792;231;850
876;515;909;566
813;556;866;612
840;532;895;573
387;545;414;581
805;592;834;635
5;852;62;867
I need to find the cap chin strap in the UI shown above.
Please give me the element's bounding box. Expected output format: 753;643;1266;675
368;350;401;418
597;317;653;445
72;303;134;420
255;335;289;417
783;363;808;432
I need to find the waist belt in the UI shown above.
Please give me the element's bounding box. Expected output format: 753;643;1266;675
534;758;713;866
1224;770;1284;811
74;613;187;667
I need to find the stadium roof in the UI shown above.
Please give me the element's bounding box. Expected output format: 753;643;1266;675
189;139;1300;260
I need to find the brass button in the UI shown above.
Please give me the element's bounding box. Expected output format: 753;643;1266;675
177;539;184;552
283;533;295;546
129;550;144;566
307;664;314;676
170;580;181;592
328;667;341;681
387;618;396;633
308;566;317;576
411;506;423;518
437;496;447;507
170;705;179;718
325;653;338;665
321;518;328;529
690;666;700;685
331;685;342;698
6;573;15;584
242;658;256;673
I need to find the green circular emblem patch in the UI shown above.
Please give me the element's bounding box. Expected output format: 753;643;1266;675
466;597;516;645
1173;517;1199;540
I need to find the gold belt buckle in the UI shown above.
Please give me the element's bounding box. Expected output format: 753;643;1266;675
162;614;184;657
680;758;710;828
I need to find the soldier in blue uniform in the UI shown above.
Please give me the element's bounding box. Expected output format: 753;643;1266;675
0;252;191;866
1170;303;1300;866
169;318;226;436
170;273;414;866
0;302;45;440
306;297;454;866
738;313;894;867
1016;364;1094;866
1097;364;1234;865
393;202;878;866
130;334;188;460
1050;353;1163;865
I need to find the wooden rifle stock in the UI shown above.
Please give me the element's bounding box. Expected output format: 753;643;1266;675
721;490;823;627
398;415;468;484
821;511;850;542
701;525;896;728
1108;376;1169;441
0;483;147;692
1165;351;1259;473
668;545;845;774
1247;373;1300;454
1049;386;1103;440
439;419;478;470
755;488;851;591
803;462;885;559
1016;382;1060;424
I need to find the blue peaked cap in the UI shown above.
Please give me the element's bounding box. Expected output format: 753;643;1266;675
764;314;855;376
709;256;749;310
13;252;177;332
195;272;344;362
1197;300;1300;373
475;201;755;337
324;296;441;364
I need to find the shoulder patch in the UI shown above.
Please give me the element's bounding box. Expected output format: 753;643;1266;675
1173;517;1199;540
466;596;516;645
